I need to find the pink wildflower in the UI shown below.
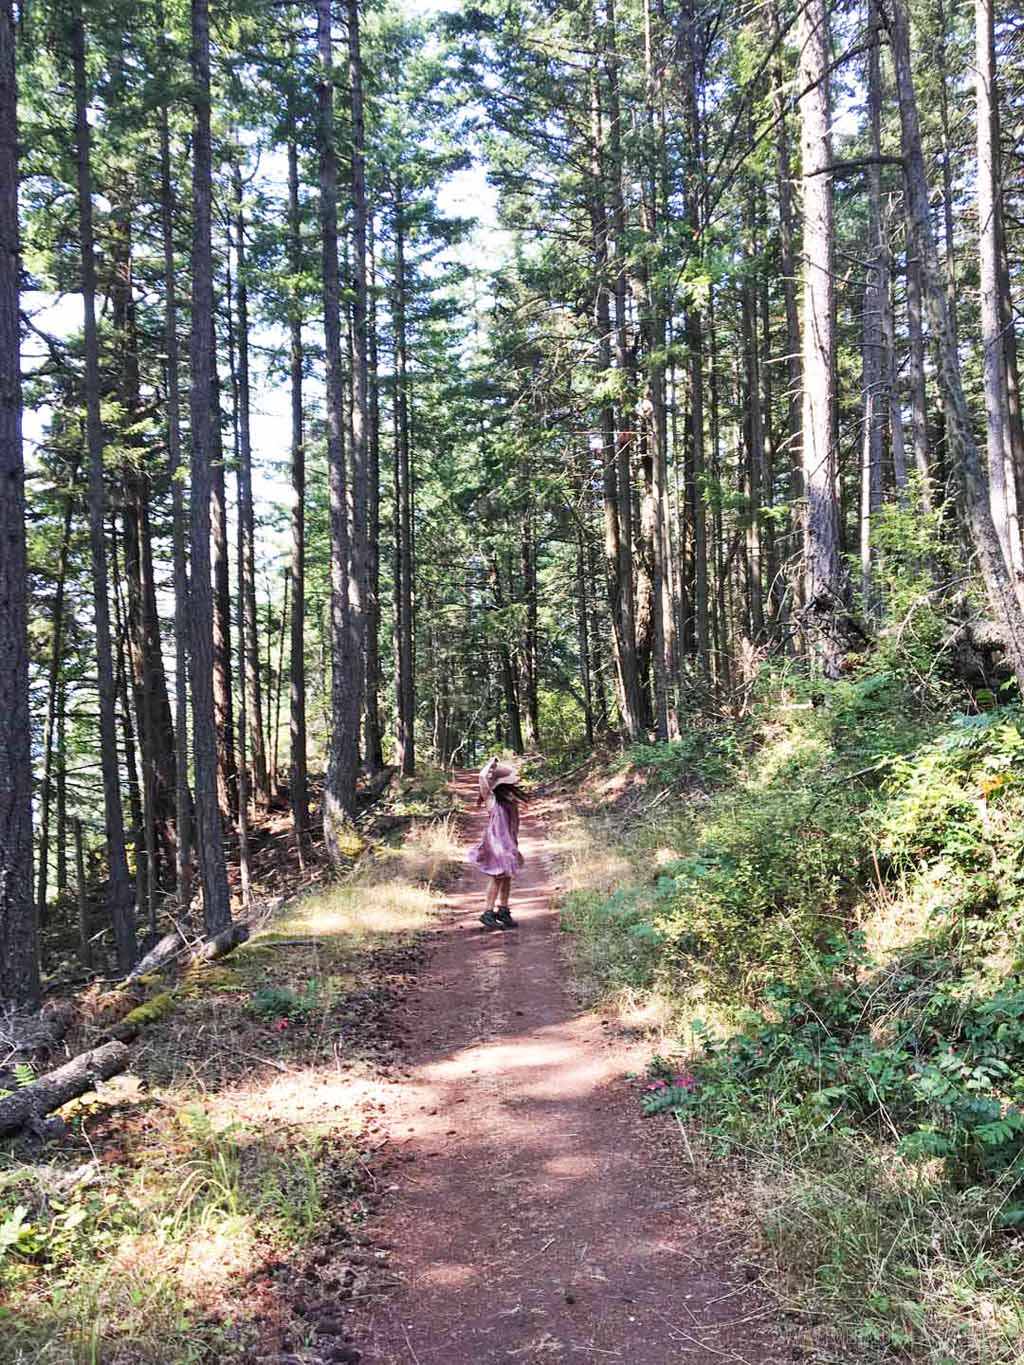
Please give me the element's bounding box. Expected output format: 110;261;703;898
673;1074;697;1092
273;1017;290;1032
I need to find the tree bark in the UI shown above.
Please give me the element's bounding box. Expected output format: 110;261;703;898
770;0;802;516
73;818;91;969
976;0;1021;583
589;61;641;739
287;133;310;858
885;0;1024;681
319;0;360;851
232;163;271;807
158;68;193;919
210;343;236;824
905;214;932;508
71;5;137;971
188;0;232;935
347;0;370;773
0;0;39;1008
392;177;416;776
363;216;385;776
680;0;711;678
36;475;74;928
798;0;846;675
0;1042;129;1139
860;0;885;612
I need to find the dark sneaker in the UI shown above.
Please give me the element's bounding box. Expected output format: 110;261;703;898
479;909;500;930
495;907;516;928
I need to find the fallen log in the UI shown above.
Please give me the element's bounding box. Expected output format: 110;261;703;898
125;919;250;982
0;1041;129;1139
2;999;77;1062
125;924;192;982
194;920;250;963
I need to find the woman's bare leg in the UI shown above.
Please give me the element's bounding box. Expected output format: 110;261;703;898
498;875;512;907
485;876;501;911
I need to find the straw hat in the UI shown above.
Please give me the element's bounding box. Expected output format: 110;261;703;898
478;756;520;803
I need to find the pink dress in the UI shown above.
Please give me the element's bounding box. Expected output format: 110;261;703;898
467;797;524;877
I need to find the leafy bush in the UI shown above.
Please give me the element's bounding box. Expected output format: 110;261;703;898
666;932;1024;1197
561;675;1024;1359
627;726;740;787
246;980;323;1020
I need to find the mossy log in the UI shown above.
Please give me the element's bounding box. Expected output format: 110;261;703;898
0;1041;129;1138
108;992;177;1042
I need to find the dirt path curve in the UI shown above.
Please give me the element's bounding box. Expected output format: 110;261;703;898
357;773;785;1364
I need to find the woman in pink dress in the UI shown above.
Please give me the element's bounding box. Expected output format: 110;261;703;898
468;758;527;930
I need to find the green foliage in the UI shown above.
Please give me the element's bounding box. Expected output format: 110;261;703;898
569;669;930;1007
0;1205;47;1264
668;934;1024;1190
626;727;739;787
0;1062;36;1102
563;671;1024;1359
245;979;324;1020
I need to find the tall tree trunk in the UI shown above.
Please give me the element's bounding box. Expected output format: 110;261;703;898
319;0;360;851
934;0;959;338
860;0;885;612
188;0;232;935
287;133;310;858
770;0;802;517
741;257;766;640
604;2;645;734
520;497;540;747
158;87;193;917
574;475;595;745
236;442;252;913
55;680;67;897
363;216;385;775
36;476;74;927
0;0;39;1006
111;524;146;930
589;62;641;739
210;345;236;823
392;177;416;776
976;0;1022;583
110;188;176;895
71;5;137;970
346;0;370;780
680;0;711;678
885;0;1024;681
905;215;932;508
232;163;271;807
641;0;677;739
798;0;846;675
489;556;524;754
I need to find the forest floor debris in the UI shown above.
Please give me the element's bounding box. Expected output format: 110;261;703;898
0;810;461;1364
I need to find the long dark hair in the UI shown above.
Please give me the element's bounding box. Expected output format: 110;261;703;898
493;782;528;806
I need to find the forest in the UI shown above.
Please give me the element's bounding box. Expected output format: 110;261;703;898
3;0;1024;1358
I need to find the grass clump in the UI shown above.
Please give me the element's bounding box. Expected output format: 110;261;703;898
559;665;1024;1362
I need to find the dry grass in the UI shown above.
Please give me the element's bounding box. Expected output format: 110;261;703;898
0;817;461;1365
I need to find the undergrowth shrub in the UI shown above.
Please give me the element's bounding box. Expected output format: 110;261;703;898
560;670;1024;1360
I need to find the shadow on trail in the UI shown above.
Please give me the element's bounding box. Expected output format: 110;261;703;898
354;772;784;1365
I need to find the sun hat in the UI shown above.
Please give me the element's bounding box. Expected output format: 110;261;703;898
478;756;520;803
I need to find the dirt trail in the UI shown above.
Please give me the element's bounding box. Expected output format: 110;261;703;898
357;773;785;1364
